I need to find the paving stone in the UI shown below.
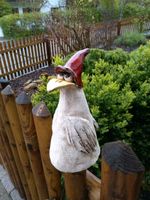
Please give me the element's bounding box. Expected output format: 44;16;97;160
0;166;7;180
1;175;14;194
0;193;11;200
10;189;24;200
0;182;7;197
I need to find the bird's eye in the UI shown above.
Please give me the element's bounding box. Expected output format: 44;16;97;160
64;74;73;82
57;73;64;80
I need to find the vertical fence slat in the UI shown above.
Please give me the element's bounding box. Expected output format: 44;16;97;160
0;92;30;199
3;42;13;80
0;56;5;79
11;40;21;77
16;92;49;200
28;37;35;71
0;43;9;80
33;37;40;70
100;141;145;200
7;41;16;79
36;37;42;69
44;36;52;67
32;102;61;199
1;85;39;200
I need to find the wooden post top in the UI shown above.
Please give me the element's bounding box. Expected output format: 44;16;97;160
102;141;145;173
1;85;14;95
32;102;51;118
16;92;31;105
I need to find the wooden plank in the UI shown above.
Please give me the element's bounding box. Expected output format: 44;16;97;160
100;141;145;200
26;37;34;71
11;40;21;77
32;37;40;70
32;102;61;199
0;92;30;199
7;41;16;79
3;42;13;80
22;39;29;74
0;43;9;80
64;171;88;200
1;86;39;200
0;56;5;79
16;92;49;200
36;39;42;69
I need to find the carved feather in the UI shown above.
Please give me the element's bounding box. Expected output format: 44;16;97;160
63;116;97;154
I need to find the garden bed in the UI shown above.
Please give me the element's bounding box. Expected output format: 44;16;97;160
10;66;54;96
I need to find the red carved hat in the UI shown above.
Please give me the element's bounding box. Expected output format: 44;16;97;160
55;48;90;88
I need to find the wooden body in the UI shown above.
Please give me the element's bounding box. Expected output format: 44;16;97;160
32;102;61;199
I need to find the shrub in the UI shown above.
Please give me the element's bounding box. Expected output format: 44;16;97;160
0;0;12;18
32;44;150;190
114;31;147;47
0;12;46;39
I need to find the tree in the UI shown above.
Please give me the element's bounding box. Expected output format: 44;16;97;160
45;0;101;53
0;0;12;18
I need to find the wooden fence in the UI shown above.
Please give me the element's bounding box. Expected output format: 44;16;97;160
0;80;145;200
0;35;65;80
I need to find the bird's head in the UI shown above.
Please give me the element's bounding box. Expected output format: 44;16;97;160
47;48;89;92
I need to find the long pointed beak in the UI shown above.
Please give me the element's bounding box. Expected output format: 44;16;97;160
47;78;75;92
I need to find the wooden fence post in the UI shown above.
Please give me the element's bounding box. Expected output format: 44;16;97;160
44;36;52;67
100;141;145;200
0;80;26;198
0;117;23;193
32;102;61;199
16;92;49;200
0;92;30;199
1;85;39;200
63;170;88;200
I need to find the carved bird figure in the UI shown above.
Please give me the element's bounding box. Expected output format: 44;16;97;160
47;48;100;173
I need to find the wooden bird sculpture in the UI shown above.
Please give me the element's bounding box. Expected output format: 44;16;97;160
47;48;100;173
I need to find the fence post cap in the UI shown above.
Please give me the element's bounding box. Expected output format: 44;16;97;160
102;140;145;173
16;92;31;105
1;85;14;96
32;102;51;118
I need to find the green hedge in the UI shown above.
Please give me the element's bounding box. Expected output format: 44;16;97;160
0;12;46;39
32;44;150;189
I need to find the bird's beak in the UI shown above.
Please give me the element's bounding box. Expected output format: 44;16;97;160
47;78;75;92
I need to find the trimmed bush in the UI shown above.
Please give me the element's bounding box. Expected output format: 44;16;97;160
32;44;150;190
